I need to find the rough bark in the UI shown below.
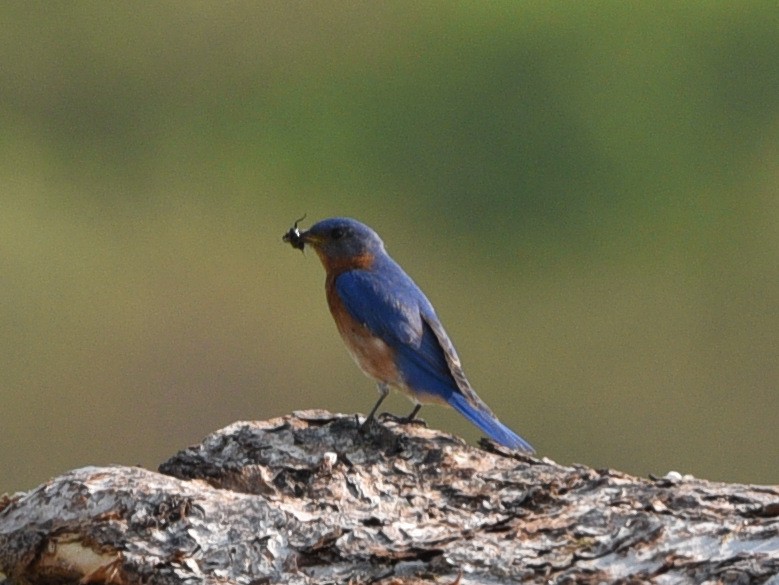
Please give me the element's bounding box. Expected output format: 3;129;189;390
1;410;777;584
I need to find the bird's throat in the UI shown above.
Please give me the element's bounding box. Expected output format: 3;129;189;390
315;250;375;275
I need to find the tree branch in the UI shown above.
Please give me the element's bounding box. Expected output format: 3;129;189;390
1;410;777;584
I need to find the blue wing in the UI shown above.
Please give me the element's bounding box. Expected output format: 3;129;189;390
334;262;426;349
334;261;454;393
335;260;534;453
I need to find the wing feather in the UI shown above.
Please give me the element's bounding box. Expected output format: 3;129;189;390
335;265;478;402
334;269;422;347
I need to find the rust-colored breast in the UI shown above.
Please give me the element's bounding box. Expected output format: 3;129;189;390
315;249;375;275
325;274;402;385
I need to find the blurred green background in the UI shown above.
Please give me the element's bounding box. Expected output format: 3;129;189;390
2;2;778;493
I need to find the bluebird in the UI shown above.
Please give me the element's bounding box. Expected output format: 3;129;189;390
283;217;534;452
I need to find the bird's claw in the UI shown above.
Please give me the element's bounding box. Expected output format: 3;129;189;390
378;412;427;427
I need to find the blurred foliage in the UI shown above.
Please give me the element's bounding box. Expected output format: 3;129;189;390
1;2;778;492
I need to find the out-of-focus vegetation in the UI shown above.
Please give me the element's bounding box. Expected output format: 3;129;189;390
1;3;777;493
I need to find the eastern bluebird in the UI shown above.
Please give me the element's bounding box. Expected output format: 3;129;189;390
283;217;534;453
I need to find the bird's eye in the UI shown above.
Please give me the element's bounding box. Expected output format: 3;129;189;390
330;227;345;240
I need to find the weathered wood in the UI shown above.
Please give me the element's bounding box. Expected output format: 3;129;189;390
1;410;778;584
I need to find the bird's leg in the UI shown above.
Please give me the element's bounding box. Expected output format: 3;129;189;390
399;403;427;426
402;404;422;422
378;403;427;426
361;383;390;431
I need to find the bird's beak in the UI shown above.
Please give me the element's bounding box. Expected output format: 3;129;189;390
299;230;325;246
282;226;324;252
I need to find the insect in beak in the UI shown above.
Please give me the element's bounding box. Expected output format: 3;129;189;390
282;214;307;251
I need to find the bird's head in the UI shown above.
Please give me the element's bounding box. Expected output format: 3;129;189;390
283;217;385;272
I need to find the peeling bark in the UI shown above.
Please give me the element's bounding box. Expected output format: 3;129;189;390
1;410;778;584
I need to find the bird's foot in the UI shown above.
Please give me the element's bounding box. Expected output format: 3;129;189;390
378;412;427;427
358;413;379;434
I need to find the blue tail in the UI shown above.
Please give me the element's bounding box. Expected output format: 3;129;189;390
447;391;535;453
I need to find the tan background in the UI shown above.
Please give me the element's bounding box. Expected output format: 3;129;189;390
2;2;778;492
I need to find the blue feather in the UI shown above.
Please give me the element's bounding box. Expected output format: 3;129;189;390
447;391;535;452
334;256;534;452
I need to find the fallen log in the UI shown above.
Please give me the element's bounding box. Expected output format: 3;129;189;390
1;410;777;584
